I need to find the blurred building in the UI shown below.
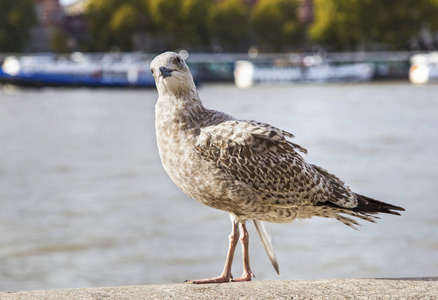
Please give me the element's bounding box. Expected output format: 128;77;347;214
33;0;63;27
297;0;314;24
63;0;87;15
26;0;90;52
63;0;90;51
28;0;64;52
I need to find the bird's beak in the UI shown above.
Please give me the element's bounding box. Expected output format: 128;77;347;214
159;67;173;78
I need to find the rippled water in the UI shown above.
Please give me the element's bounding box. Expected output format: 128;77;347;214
1;82;437;291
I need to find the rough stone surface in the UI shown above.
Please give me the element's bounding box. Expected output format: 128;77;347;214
2;278;437;299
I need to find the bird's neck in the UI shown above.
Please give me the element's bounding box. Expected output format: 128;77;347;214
155;90;207;131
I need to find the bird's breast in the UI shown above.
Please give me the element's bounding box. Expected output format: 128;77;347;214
154;99;262;216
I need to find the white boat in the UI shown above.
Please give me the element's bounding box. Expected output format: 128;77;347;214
0;53;155;88
409;52;438;84
234;56;374;88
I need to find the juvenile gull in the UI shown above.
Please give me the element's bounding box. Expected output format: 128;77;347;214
150;52;405;284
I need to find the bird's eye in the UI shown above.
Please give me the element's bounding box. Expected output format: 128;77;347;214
174;56;182;64
150;68;154;75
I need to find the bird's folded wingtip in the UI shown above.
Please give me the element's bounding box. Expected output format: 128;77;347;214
253;220;281;275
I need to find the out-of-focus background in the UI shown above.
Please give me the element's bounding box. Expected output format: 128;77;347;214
1;0;438;292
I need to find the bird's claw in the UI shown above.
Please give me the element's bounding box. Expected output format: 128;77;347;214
231;271;254;282
183;275;233;284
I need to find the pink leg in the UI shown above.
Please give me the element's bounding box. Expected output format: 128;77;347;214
232;222;254;282
185;217;239;284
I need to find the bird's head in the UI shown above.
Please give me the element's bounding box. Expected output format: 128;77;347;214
150;52;196;97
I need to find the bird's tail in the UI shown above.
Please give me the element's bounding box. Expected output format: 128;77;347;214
253;220;280;275
352;193;405;216
315;193;405;229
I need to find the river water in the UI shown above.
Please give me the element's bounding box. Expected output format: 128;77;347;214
0;82;437;291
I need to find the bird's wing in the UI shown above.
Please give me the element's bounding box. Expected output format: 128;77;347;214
196;120;307;157
195;120;358;208
253;220;280;275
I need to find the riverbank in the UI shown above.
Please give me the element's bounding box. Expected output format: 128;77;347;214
1;278;437;299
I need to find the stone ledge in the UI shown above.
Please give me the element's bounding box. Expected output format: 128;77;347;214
2;278;437;300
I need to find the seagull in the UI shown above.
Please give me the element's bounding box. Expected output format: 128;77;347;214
150;52;405;284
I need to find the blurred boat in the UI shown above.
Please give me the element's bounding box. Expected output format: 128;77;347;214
186;54;236;82
1;51;412;88
409;52;438;84
234;55;374;88
0;53;155;88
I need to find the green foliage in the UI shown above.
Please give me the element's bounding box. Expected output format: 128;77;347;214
310;0;438;50
181;0;213;47
0;0;36;52
49;29;69;53
148;0;212;49
208;0;250;51
252;0;305;51
425;0;438;29
362;0;438;49
87;0;212;51
109;3;138;49
86;0;151;51
83;0;438;52
148;0;182;44
309;0;361;50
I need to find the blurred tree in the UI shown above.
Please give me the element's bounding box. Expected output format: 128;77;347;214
148;0;212;49
208;0;250;51
0;0;36;52
49;29;69;53
109;3;138;49
310;0;438;50
361;0;438;49
181;0;213;47
75;0;438;52
87;0;152;51
427;0;438;29
252;0;305;51
148;0;182;48
309;0;362;50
